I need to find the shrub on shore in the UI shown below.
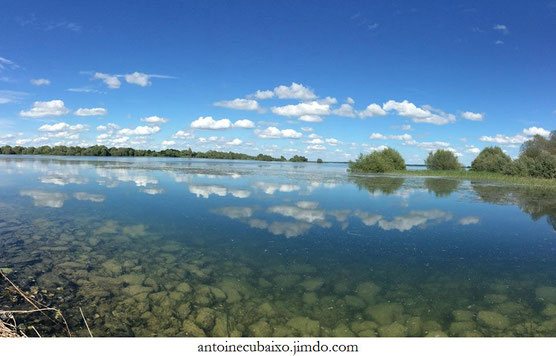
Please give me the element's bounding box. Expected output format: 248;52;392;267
470;147;513;174
425;149;462;170
348;148;406;173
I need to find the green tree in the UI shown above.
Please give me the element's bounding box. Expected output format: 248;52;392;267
470;146;513;173
316;158;323;163
348;148;406;173
425;149;461;170
289;155;308;162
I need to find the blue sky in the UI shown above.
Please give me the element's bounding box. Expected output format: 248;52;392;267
0;0;554;163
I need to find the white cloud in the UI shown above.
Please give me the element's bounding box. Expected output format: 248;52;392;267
358;103;386;118
172;130;194;139
75;107;107;116
523;126;550;137
458;216;480;225
273;82;316;100
20;100;69;118
403;139;451;150
38;122;89;132
307;144;326;150
125;72;151;86
251;90;275;100
214;98;259;111
378;209;452;232
332;103;356;117
0;90;27;104
140;115;168;124
493;24;509;34
232;119;255;128
466;147;480;154
325;138;340;146
162;140;176;146
191;116;232;130
307;138;324;144
299;114;323;122
271;101;330;117
383;100;456;125
369;133;412;141
118;125;160;135
479;134;527;145
301;127;314;132
30;78;50;86
73;192;105;203
20;190;67;208
226;138;243;146
461;111;484;121
93;72;121;89
346;97;355;104
255;126;302;139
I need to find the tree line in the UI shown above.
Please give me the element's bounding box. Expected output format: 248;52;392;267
349;130;556;179
0;144;309;163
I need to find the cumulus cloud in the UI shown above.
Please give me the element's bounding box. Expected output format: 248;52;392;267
232;119;255;128
369;133;412;141
30;78;50;86
461;111;484;121
118;125;160;135
93;72;121;89
378;209;452;232
172;130;194;139
403;139;451;150
255;126;302;139
20;190;67;208
161;140;176;146
226;138;243;145
140;115;168;124
273;82;316;100
358;103;386;118
73;192;105;203
493;24;509;34
251;90;275;99
466;147;480;154
299;115;323;122
383;100;456;125
214;98;259;111
75;107;107;116
38;122;89;132
307;144;326;150
301;127;314;132
325;138;340;146
191;116;232;130
125;72;151;86
271;101;330;117
458;216;480;225
523;126;550;137
20;100;69;117
332;103;356;117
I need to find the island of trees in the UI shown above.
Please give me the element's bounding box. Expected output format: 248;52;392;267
0;145;309;163
349;130;556;181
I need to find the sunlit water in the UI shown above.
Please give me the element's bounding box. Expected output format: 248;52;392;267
1;156;556;337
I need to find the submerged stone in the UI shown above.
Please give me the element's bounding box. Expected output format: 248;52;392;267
543;304;556;317
536;286;556;303
350;321;378;333
344;295;366;310
302;292;318;305
249;320;273;337
332;323;355;337
484;294;508;304
452;310;473;321
195;308;216;331
356;282;382;303
378;321;407;337
300;278;324;291
364;303;403;325
477;311;510;329
182;320;206;337
406;316;423;337
286;317;320;337
257;302;276;318
449;321;476;336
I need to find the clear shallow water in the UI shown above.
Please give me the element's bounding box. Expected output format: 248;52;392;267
1;156;556;337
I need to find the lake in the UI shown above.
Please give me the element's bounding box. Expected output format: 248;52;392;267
1;155;556;337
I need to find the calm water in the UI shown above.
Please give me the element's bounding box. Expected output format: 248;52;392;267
1;155;556;337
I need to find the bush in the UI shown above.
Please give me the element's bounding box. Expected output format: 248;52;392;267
517;151;556;179
316;158;323;163
470;146;513;173
348;148;406;173
424;149;461;170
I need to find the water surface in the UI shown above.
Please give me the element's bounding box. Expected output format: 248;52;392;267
1;156;556;337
